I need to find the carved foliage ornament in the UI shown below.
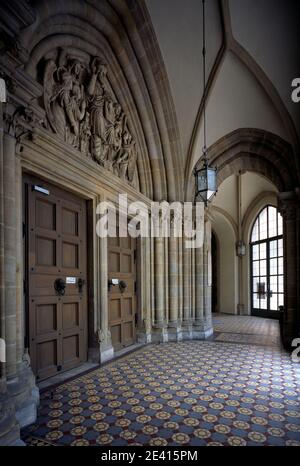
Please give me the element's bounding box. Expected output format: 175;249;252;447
43;54;137;184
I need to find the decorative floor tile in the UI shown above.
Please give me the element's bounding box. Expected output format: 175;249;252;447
22;334;300;446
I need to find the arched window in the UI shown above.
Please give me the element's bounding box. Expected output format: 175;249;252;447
250;206;283;318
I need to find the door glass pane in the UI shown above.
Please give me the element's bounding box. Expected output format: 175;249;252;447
268;206;277;238
259;243;266;259
253;295;259;308
270;276;277;293
252;261;259;276
260;260;267;276
269;240;277;258
260;297;267;309
259;208;268;240
251;220;259;243
252;244;259;260
278;276;284;293
278;257;283;275
278;239;283;257
270;293;278;311
278;294;284;306
270;258;277;275
277;213;283;236
257;278;267;298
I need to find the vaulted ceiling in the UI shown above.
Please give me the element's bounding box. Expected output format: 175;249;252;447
1;0;299;202
146;0;300;181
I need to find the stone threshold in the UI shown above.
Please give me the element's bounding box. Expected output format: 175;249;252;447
37;343;146;392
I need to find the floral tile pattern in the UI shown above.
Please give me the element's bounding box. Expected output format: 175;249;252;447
22;340;300;446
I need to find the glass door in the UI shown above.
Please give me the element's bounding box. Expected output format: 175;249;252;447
250;206;283;319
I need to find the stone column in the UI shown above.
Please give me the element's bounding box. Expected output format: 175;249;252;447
3;132;17;381
191;244;196;322
168;227;181;340
194;217;213;339
203;220;213;331
137;215;152;344
99;232;113;362
154;235;165;327
278;191;300;348
178;236;183;323
182;236;193;338
0;112;38;445
0;106;20;446
195;244;203;322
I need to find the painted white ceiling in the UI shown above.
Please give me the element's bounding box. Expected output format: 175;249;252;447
146;0;223;158
145;0;300;165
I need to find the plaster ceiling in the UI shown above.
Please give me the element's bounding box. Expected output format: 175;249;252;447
145;0;300;167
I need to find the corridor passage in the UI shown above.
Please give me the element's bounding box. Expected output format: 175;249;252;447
21;314;300;446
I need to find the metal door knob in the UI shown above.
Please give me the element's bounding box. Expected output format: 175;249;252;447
78;278;85;293
54;278;66;296
119;280;127;293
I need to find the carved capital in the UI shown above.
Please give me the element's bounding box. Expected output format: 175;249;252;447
3;106;45;141
278;194;300;222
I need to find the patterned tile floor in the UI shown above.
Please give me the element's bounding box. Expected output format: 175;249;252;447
212;313;280;336
212;314;281;347
22;325;300;446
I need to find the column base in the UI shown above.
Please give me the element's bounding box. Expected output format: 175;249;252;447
151;325;169;343
181;323;194;340
0;393;20;446
7;364;39;430
167;325;183;341
0;363;39;445
99;343;114;363
193;322;214;340
88;346;101;363
137;330;152;344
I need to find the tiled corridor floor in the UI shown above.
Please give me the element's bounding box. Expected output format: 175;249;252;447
21;315;300;446
212;313;281;347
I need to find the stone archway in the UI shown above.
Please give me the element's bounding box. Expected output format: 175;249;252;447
192;128;299;347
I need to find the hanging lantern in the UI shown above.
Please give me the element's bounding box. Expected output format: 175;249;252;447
194;160;217;205
194;0;217;206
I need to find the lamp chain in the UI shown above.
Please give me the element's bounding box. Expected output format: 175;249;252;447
202;0;207;163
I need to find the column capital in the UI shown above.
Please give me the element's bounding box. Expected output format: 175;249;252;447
278;190;300;220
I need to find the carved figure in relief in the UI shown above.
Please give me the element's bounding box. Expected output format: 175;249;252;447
43;52;137;184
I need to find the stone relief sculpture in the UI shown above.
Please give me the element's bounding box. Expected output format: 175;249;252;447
43;53;137;184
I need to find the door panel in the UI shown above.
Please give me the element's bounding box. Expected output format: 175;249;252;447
108;232;136;351
25;175;88;380
251;237;283;319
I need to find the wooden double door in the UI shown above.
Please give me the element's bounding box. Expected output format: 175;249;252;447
25;175;88;380
108;233;137;351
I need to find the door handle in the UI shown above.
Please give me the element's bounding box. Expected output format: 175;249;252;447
119;280;127;293
54;278;66;296
78;278;85;293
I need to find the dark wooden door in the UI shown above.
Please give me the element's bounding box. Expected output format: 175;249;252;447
108;233;136;351
25;175;87;380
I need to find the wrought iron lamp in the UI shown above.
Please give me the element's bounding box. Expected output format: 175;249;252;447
194;0;217;206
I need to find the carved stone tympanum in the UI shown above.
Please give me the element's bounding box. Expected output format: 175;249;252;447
43;52;137;184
